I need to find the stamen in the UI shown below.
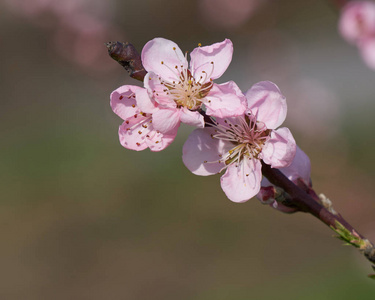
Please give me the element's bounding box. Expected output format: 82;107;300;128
206;114;272;171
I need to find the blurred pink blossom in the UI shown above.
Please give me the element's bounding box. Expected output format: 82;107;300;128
339;1;375;70
339;1;375;45
2;0;120;73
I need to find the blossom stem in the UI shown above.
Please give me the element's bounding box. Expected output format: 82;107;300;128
106;42;147;81
261;162;375;265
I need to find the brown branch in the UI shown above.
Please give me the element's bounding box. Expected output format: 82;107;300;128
106;42;146;81
261;162;375;264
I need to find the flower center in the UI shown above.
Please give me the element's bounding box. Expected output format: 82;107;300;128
210;113;271;167
157;50;214;110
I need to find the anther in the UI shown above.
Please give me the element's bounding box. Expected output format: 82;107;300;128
119;95;123;100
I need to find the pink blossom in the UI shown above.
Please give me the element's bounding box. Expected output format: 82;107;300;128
183;81;296;203
338;1;375;70
257;146;311;213
110;85;178;151
338;1;375;45
138;38;247;134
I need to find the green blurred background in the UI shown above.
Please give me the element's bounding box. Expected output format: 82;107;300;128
1;0;375;299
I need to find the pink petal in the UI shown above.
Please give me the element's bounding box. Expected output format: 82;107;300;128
338;1;375;45
262;127;296;168
280;146;311;184
146;124;179;152
180;107;205;128
204;81;247;118
118;116;153;151
152;108;181;133
182;127;228;176
110;85;142;120
118;114;177;152
220;159;262;203
135;87;157;114
190;39;233;81
144;72;177;108
245;81;287;129
141;38;187;82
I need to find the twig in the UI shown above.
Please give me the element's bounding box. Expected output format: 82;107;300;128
106;42;147;81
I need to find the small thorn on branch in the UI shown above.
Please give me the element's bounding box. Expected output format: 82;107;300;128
106;42;147;81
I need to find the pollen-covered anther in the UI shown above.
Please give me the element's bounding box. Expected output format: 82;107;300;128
157;57;214;110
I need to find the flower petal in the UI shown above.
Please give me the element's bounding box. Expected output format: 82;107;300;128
204;81;247;118
220;159;262;203
110;85;142;120
141;38;187;82
118;114;177;152
146;124;179;152
180;107;204;128
152;108;181;133
144;72;177;108
279;146;311;184
262;127;296;168
191;39;233;80
182;127;229;176
135;86;157;114
338;1;375;45
118;116;153;151
245;81;287;129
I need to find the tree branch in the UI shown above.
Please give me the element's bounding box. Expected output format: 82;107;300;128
106;42;146;81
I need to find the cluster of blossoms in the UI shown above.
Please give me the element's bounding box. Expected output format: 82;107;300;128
111;38;307;204
339;1;375;70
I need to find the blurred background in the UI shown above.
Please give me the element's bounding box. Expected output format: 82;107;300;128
1;0;375;299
